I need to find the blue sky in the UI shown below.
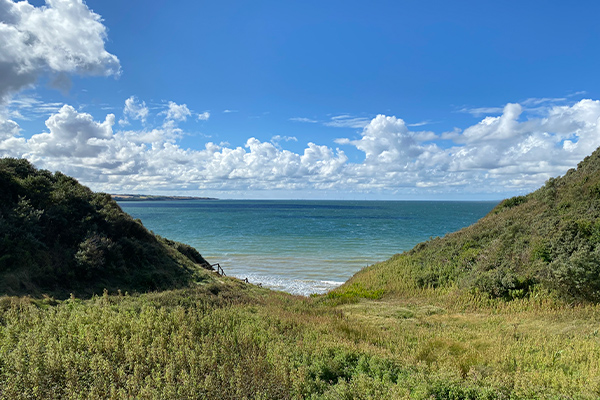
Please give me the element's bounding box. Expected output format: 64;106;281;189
1;0;600;199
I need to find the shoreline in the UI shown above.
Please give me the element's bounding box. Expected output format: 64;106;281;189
112;194;218;201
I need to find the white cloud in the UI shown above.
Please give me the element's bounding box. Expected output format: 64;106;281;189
569;91;587;98
337;115;426;165
271;135;297;143
7;96;64;120
163;101;191;122
459;103;523;144
324;115;371;128
0;118;20;139
27;104;114;158
2;98;600;198
290;117;318;123
0;117;26;156
446;99;600;181
459;106;504;117
521;97;567;106
123;96;148;124
0;0;120;104
197;111;210;121
407;120;432;127
155;102;207;122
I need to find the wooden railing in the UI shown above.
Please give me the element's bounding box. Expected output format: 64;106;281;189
212;263;225;276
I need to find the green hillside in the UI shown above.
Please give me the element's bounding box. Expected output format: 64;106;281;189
340;147;600;302
0;158;215;299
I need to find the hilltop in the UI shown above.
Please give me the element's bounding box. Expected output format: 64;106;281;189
339;147;600;303
0;158;216;299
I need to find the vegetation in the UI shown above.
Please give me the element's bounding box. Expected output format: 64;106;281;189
0;158;215;299
3;148;600;398
338;148;600;303
2;287;600;399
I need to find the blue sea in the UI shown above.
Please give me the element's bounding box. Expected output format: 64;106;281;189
119;200;498;296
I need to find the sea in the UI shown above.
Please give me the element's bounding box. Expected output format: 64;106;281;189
118;200;498;296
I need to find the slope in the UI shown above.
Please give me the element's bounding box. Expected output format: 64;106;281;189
341;147;600;302
0;158;215;299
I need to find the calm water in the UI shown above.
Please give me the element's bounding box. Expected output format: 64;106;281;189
119;200;497;295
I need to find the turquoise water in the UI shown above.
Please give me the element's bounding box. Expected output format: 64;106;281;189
119;200;498;295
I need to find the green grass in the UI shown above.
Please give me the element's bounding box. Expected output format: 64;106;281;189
2;283;600;399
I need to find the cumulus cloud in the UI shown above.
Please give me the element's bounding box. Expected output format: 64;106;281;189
271;135;297;144
27;104;114;158
154;101;208;122
122;96;148;124
336;115;429;165
334;100;600;193
163;101;191;122
3;98;600;198
459;103;523;144
0;118;20;139
0;117;26;156
0;0;120;103
447;100;600;187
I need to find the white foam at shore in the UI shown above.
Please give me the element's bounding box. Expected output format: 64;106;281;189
232;272;345;296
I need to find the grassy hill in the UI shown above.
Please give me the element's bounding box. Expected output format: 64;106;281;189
337;147;600;303
0;158;216;299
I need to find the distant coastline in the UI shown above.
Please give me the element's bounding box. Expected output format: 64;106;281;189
112;194;218;201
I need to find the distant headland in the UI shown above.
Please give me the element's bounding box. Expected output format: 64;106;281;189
111;194;218;201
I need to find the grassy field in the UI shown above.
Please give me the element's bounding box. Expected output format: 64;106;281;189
1;277;599;399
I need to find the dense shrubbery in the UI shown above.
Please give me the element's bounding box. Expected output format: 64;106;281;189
0;158;214;298
341;147;600;303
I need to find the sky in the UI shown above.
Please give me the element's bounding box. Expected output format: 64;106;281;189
1;0;600;200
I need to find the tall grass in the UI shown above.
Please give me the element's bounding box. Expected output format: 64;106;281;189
2;280;600;399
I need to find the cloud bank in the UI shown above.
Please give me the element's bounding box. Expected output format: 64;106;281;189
1;97;599;198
